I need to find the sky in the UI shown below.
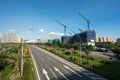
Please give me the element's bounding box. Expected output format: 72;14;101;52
0;0;120;40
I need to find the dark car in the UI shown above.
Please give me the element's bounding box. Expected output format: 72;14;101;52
109;57;112;60
116;56;120;59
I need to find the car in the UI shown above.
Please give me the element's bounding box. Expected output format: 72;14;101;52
109;57;112;60
106;49;112;53
116;56;120;59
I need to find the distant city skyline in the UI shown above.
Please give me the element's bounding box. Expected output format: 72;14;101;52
0;0;120;40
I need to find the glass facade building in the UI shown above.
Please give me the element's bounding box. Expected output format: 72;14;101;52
67;30;96;44
61;36;71;44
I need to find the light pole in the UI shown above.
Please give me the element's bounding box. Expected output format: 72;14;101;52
21;32;24;77
79;36;82;64
21;28;34;77
77;34;82;64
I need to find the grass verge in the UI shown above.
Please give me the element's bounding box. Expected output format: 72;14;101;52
22;49;36;80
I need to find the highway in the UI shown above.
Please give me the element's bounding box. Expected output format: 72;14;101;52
29;45;106;80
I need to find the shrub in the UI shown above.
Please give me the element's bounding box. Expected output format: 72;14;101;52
64;51;70;55
49;49;54;52
100;60;112;64
69;56;76;61
0;59;7;71
81;55;86;58
74;51;78;54
89;56;95;60
100;60;105;63
51;50;56;53
82;62;87;65
91;64;100;69
55;51;61;54
105;60;112;64
92;64;97;68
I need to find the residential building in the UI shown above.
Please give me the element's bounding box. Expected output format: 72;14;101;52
2;33;17;43
16;37;22;43
50;32;55;40
96;34;99;42
2;34;9;43
103;37;107;42
101;37;107;42
107;36;113;42
98;37;101;42
97;36;113;43
9;33;17;43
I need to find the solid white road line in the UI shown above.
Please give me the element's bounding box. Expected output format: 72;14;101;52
43;68;50;80
54;66;69;80
63;65;82;77
29;47;41;80
90;77;106;80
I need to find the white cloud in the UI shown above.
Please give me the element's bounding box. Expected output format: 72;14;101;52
49;32;64;37
56;32;64;36
39;29;47;34
25;30;30;33
9;29;16;32
50;32;55;35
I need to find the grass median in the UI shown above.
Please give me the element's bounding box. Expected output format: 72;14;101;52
22;49;36;80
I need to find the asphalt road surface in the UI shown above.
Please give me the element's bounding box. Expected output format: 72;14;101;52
29;45;106;80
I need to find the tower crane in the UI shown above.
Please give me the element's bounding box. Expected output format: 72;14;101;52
55;19;67;36
78;13;90;30
71;30;77;35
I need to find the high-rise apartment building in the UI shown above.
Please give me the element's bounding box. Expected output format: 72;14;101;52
107;37;113;42
9;33;17;43
101;37;107;42
50;32;55;40
2;33;17;43
2;34;9;43
97;36;113;42
96;34;99;42
16;37;22;43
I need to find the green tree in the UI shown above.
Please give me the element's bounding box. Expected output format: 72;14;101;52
110;43;120;57
112;47;120;57
84;45;93;67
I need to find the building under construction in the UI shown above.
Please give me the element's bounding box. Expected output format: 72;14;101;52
58;13;96;46
62;30;96;46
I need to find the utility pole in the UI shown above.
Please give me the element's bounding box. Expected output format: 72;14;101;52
55;19;67;36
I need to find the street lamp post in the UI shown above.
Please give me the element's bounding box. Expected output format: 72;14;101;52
21;32;24;77
21;28;33;77
77;35;82;64
79;36;82;64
